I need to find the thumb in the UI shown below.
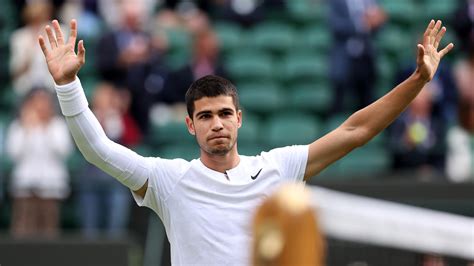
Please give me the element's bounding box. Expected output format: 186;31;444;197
416;44;425;65
77;40;86;65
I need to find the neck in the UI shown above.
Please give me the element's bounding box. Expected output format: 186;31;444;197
200;146;240;173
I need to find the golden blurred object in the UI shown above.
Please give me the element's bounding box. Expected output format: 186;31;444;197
252;184;325;266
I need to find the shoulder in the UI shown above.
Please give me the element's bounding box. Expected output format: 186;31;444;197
261;145;309;158
150;157;192;178
256;145;309;182
145;157;193;199
250;145;309;167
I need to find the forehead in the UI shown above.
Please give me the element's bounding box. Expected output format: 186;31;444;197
193;96;236;114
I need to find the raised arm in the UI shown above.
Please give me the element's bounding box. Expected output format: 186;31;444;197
39;20;150;197
304;20;454;181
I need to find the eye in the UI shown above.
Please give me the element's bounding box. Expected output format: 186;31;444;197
199;114;211;120
220;111;233;117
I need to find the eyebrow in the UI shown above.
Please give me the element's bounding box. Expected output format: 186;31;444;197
195;108;235;118
219;108;235;114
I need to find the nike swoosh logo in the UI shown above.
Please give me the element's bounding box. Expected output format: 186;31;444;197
251;168;263;180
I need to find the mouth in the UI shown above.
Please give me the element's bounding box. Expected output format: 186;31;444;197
208;135;229;141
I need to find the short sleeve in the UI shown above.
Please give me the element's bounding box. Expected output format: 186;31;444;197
132;158;190;215
264;145;309;182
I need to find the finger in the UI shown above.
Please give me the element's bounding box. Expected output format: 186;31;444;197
45;25;58;48
38;35;50;58
417;44;425;64
430;20;442;45
52;20;65;45
439;43;454;58
423;20;435;47
68;19;77;45
434;26;446;49
77;40;86;65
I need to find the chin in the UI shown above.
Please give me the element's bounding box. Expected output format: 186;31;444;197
205;142;235;156
207;145;231;155
209;149;230;156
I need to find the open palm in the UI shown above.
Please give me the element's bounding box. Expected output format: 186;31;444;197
416;20;454;82
38;19;85;85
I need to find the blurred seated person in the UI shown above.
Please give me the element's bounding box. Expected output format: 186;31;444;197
6;88;72;238
77;82;141;238
160;25;228;105
446;41;474;182
388;88;447;177
329;0;387;114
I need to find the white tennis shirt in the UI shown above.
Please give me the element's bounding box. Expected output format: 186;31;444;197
54;78;308;265
133;146;308;265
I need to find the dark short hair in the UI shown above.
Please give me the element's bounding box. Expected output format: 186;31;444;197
185;75;239;117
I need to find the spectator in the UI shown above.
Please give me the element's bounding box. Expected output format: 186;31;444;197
115;88;143;147
160;22;227;104
6;88;72;238
446;42;474;182
96;0;167;133
388;87;447;177
10;1;56;96
328;0;387;113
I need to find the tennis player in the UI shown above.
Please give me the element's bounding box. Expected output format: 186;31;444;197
39;19;453;265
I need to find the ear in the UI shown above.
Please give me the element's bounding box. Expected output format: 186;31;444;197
237;109;242;129
185;116;195;135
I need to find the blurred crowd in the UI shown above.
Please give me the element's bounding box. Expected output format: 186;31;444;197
0;0;472;241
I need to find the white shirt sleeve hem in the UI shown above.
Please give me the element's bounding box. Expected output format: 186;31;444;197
54;77;89;117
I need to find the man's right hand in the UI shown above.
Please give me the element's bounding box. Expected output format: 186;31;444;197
38;19;85;85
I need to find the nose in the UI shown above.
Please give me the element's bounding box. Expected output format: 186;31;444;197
211;116;224;131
